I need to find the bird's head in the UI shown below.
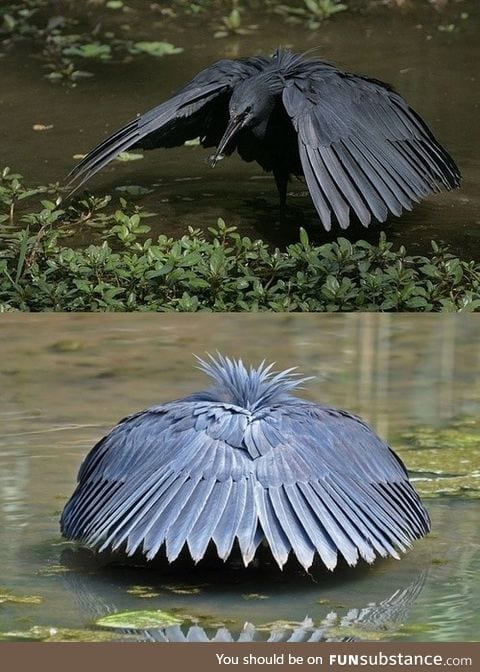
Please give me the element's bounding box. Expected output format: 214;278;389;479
209;78;276;167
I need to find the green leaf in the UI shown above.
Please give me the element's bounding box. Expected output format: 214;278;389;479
299;227;309;248
63;43;112;60
96;609;183;630
131;42;183;57
115;185;153;195
406;296;429;309
116;152;144;162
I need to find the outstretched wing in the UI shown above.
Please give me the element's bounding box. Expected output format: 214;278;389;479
249;402;430;570
60;400;264;565
61;397;430;571
68;56;269;193
282;63;460;230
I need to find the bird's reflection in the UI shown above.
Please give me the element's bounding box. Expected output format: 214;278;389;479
59;546;427;643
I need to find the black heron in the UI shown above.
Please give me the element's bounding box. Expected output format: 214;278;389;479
61;355;430;571
69;49;460;231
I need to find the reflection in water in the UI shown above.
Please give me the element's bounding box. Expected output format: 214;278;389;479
59;548;427;643
131;578;428;643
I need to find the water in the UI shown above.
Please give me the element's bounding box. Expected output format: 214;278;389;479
2;2;479;258
0;313;479;641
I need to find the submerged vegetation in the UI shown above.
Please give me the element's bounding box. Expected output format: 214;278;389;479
1;1;471;83
400;419;480;499
1;169;479;312
0;0;184;83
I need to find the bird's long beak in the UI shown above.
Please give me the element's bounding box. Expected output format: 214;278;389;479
208;116;244;167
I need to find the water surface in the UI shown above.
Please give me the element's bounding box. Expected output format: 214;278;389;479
0;314;479;641
2;2;479;258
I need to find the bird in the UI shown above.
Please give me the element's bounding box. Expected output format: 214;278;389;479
61;354;430;572
68;49;460;231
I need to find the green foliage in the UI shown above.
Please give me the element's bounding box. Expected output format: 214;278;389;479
214;0;258;38
1;169;479;313
0;1;183;85
62;42;112;60
274;0;347;28
0;1;351;83
129;41;183;57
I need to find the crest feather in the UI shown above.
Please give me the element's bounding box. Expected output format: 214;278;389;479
195;353;312;411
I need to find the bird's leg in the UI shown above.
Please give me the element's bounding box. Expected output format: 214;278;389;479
273;167;288;217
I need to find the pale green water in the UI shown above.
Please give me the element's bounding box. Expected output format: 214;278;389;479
0;314;479;641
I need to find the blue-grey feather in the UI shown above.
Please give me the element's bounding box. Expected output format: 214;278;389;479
142;474;203;559
304;481;379;564
235;478;260;564
165;477;217;561
253;482;291;568
187;479;233;562
61;355;430;571
284;483;342;568
212;478;248;559
268;486;316;570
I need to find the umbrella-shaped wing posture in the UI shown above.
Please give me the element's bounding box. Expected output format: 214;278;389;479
61;355;430;571
68;49;460;231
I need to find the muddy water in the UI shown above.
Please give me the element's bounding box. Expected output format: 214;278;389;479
1;3;479;258
0;314;479;641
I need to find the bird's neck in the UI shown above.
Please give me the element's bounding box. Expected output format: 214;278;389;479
248;75;282;139
257;72;284;96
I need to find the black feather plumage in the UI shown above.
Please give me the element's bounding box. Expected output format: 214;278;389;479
68;49;460;231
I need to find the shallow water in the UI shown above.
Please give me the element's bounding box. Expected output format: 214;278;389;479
2;2;480;258
0;313;479;642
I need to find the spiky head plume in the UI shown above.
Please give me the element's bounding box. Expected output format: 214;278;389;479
196;353;312;412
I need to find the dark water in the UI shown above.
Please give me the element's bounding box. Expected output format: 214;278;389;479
0;314;479;642
2;2;479;258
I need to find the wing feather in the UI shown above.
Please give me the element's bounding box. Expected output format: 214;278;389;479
251;403;430;568
333;143;390;221
236;477;261;564
254;482;291;568
165;477;217;561
91;470;177;548
62;389;429;570
318;146;372;226
68;57;268;193
305;145;351;229
284;483;342;567
138;473;203;559
307;480;380;563
110;471;190;554
328;472;414;548
268;486;316;570
320;477;403;559
298;143;332;230
283;68;460;230
186;479;233;561
212;478;248;559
